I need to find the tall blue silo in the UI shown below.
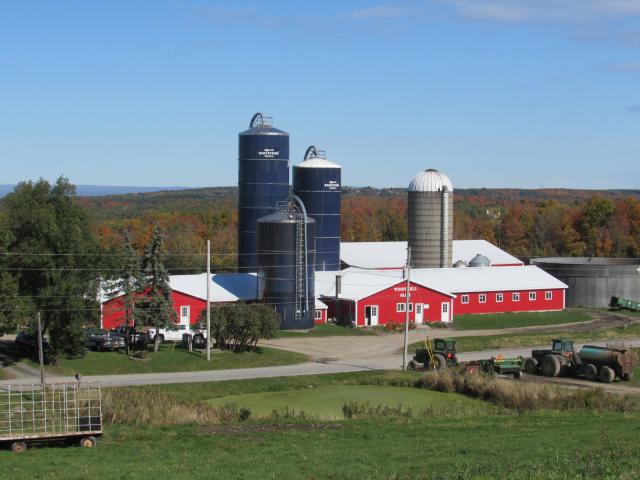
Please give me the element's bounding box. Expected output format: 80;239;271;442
292;146;341;271
257;196;316;330
237;113;290;272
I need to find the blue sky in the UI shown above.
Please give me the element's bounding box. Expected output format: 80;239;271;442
1;1;639;189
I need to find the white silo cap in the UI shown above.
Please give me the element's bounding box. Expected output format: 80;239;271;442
408;169;453;192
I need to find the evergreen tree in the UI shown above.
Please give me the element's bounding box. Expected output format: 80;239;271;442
110;231;142;355
4;178;99;356
140;225;176;352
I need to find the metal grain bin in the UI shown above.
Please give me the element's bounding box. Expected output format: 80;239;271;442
292;146;341;271
237;113;290;272
531;257;640;308
407;169;453;268
257;197;316;329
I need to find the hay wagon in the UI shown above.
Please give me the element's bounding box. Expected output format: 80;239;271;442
0;382;102;453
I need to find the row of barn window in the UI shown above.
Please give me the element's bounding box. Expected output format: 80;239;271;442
460;291;553;304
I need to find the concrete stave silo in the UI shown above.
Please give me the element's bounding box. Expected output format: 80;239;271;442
292;146;341;271
237;113;290;272
257;196;316;330
407;169;454;268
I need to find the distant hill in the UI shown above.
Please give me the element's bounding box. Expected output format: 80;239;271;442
0;184;191;198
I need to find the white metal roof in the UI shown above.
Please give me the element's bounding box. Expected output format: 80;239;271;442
316;268;455;301
170;273;258;302
340;239;523;269
409;265;567;294
295;157;341;169
316;265;566;301
408;169;453;192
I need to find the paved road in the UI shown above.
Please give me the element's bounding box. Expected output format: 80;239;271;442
2;338;639;390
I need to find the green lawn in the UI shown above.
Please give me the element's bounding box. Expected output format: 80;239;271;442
3;413;639;479
0;368;12;380
206;384;487;419
275;323;378;338
412;322;640;353
452;309;594;330
29;345;309;376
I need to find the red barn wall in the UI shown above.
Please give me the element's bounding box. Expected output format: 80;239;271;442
101;290;206;330
356;281;454;326
453;288;565;315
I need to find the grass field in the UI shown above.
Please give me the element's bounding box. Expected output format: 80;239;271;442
25;345;308;376
452;309;593;330
275;323;378;338
4;399;640;478
412;322;640;353
4;372;640;478
206;384;488;419
0;368;12;380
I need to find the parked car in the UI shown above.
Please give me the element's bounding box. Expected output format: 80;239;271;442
85;328;125;351
148;324;206;347
14;332;53;363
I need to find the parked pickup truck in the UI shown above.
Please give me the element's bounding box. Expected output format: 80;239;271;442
148;325;206;348
85;328;125;352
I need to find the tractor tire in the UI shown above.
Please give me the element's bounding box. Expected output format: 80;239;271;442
11;441;27;453
598;366;615;384
524;357;539;375
80;436;97;448
192;334;205;349
622;372;634;381
584;363;598;382
542;355;561;377
433;353;447;370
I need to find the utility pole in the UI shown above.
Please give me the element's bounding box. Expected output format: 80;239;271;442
36;312;45;386
206;240;211;362
402;247;411;372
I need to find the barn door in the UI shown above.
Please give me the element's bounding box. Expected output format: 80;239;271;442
415;304;423;324
180;305;190;326
440;303;449;323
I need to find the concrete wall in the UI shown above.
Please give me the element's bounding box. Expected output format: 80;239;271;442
531;257;640;308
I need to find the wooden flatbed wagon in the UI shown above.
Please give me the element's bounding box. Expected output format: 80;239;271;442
0;382;102;452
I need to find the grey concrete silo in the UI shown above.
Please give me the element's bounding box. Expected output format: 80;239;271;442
407;169;453;268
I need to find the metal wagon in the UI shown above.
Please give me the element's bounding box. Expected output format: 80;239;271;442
0;382;102;452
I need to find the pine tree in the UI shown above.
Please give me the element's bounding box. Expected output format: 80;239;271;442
110;232;142;355
140;225;176;352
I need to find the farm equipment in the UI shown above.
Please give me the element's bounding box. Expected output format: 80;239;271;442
0;382;102;452
408;338;459;370
524;338;637;383
609;296;640;312
463;356;525;379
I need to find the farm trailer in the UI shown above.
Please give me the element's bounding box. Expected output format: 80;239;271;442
609;296;640;312
524;339;637;383
0;382;102;453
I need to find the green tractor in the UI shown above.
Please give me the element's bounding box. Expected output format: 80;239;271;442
408;338;459;370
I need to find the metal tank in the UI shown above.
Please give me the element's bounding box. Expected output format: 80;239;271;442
292;146;341;271
469;254;491;267
237;113;290;272
407;169;454;268
257;196;316;330
531;257;640;308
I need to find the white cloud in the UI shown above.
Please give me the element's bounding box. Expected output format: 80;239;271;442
444;0;640;22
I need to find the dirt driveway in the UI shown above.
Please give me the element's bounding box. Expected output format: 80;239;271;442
260;310;639;363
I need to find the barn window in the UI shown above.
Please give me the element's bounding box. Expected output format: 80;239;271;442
397;303;406;312
408;303;414;312
529;292;537;301
478;294;486;303
461;295;469;304
512;293;520;302
545;291;553;300
496;293;503;303
315;309;323;320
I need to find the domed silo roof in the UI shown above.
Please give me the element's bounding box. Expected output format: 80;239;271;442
453;260;468;268
408;169;453;193
469;254;491;267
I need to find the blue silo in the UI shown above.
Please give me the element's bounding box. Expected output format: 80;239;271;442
257;196;316;330
292;146;341;271
237;113;290;272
